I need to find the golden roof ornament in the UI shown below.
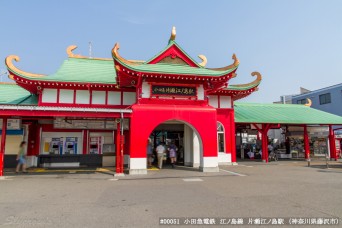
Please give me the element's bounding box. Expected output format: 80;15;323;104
66;45;84;58
232;53;240;67
304;98;312;107
5;55;45;78
170;26;176;41
198;55;207;67
230;72;262;88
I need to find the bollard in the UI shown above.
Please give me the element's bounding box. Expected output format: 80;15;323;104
307;154;310;167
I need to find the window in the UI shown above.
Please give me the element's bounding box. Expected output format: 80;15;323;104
217;122;225;153
319;93;331;105
296;99;306;104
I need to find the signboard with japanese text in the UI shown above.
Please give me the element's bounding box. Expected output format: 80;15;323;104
151;85;197;97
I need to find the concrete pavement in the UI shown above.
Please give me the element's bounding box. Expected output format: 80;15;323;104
0;160;341;227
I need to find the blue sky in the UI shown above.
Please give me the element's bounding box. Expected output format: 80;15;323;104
0;0;341;103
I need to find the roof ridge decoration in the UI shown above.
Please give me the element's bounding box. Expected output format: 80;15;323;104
111;43;145;66
145;26;203;67
5;55;46;79
207;54;240;71
167;26;207;67
304;98;312;107
66;45;112;61
169;26;176;41
230;72;262;88
198;55;207;67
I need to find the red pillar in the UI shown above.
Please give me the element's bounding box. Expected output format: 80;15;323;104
256;124;271;163
303;125;310;160
115;121;123;174
329;125;337;161
261;129;268;162
231;111;237;163
120;128;124;173
82;130;88;155
0;118;8;176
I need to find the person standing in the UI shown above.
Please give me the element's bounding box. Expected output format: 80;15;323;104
16;141;27;173
156;142;166;169
147;139;153;168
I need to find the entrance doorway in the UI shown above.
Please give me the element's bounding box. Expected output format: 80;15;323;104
148;120;202;169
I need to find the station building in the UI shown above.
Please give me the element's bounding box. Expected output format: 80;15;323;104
1;27;342;175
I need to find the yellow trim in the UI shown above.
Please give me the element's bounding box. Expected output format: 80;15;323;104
230;72;262;88
5;55;45;78
66;45;112;61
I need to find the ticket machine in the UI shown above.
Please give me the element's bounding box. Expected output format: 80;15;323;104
65;137;78;155
49;138;63;155
89;136;102;154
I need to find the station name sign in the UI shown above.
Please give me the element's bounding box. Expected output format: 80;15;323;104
151;85;197;96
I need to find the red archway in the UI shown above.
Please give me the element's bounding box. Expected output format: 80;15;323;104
128;104;218;174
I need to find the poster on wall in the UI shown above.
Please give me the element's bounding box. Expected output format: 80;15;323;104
0;119;22;130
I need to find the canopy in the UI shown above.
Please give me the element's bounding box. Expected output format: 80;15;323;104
234;103;342;125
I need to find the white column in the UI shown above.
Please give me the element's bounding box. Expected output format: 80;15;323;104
129;157;147;174
192;131;200;167
200;156;219;172
184;125;193;166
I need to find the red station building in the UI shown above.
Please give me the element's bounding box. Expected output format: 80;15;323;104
1;27;342;175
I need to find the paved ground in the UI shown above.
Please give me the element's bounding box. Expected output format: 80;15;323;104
0;160;341;227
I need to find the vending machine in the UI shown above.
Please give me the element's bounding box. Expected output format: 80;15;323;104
65;137;78;155
89;136;102;154
49;138;63;155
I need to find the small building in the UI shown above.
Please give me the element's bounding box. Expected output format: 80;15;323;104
292;83;342;117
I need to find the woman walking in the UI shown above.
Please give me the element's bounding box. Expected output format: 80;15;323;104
168;142;178;168
16;141;27;173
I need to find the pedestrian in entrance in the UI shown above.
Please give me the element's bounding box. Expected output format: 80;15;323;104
156;142;166;169
168;142;178;168
16;141;27;173
147;139;153;168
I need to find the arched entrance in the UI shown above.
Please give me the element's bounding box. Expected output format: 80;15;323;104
149;120;203;170
128;104;219;174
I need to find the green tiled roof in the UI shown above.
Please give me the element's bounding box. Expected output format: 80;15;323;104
234;103;342;125
120;61;237;77
128;62;236;76
14;58;117;84
116;40;238;77
0;84;38;105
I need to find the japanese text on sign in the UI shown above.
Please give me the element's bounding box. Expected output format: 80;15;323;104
159;217;340;225
151;85;196;96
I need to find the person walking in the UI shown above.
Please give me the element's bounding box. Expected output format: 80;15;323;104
168;142;178;168
156;142;166;169
16;141;27;173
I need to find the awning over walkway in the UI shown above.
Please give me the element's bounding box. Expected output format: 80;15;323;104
234;103;342;125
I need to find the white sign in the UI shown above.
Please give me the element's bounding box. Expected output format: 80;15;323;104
0;119;22;130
